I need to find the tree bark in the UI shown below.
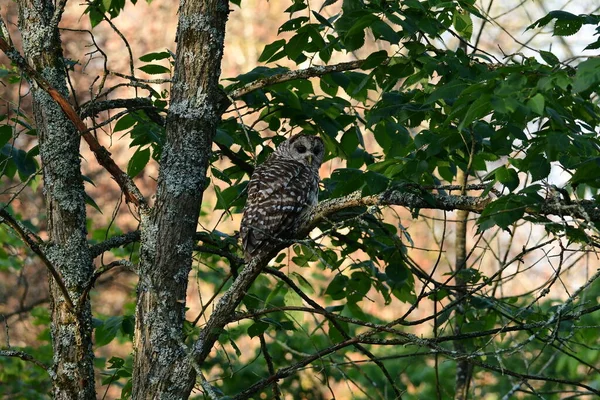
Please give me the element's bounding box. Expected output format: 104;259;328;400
454;171;473;400
132;0;230;398
17;1;95;399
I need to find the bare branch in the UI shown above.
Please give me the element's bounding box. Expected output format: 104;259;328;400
0;298;49;323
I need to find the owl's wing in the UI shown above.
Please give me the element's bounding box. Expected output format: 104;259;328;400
241;160;315;260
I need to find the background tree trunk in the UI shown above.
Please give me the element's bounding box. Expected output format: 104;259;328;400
132;0;230;397
17;1;96;399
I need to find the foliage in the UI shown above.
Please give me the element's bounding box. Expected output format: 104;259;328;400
1;0;600;399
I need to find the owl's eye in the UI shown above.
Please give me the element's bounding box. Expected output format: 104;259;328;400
296;144;307;153
313;146;321;155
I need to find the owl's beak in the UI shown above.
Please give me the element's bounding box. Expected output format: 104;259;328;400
307;154;313;164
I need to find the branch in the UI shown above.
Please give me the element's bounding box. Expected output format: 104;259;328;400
259;334;281;400
89;231;141;258
78;260;135;309
0;298;49;323
229;60;365;99
305;189;600;232
0;209;75;311
303;189;491;234
0;349;51;374
79;97;163;121
233;336;362;400
0;36;148;210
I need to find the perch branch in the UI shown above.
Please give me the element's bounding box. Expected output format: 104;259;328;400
0;36;148;210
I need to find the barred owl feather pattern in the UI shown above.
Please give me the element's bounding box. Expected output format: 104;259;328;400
241;134;324;261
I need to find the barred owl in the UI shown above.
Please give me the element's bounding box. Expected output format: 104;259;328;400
240;134;325;261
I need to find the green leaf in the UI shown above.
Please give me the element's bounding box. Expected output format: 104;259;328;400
539;51;559;66
127;147;150;177
138;64;170;75
478;195;537;230
495;166;520;192
361;50;388;70
362;171;389;195
312;10;334;28
325;274;348;300
526;93;545;115
386;258;409;283
95;316;124;347
284;290;304;323
229;337;242;356
85;192;102;213
327;319;348;343
247;321;269;338
214;183;246;210
370;20;400;44
1;145;38;179
453;11;473;41
139;51;171;62
528;154;551;182
0;125;12;147
459;94;491;131
329;168;365;197
88;7;104;28
258;39;286;62
425;81;468;104
285;32;309;61
573;58;600;93
279;16;309;33
553;16;583;36
114;114;137;133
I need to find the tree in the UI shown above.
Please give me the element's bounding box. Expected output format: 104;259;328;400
1;0;599;398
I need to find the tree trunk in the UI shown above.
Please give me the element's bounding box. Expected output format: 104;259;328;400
17;1;96;399
454;170;472;400
132;0;230;398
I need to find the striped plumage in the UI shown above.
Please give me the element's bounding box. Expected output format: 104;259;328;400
240;134;324;261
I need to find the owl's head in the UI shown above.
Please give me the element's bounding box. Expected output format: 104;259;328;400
275;133;325;170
